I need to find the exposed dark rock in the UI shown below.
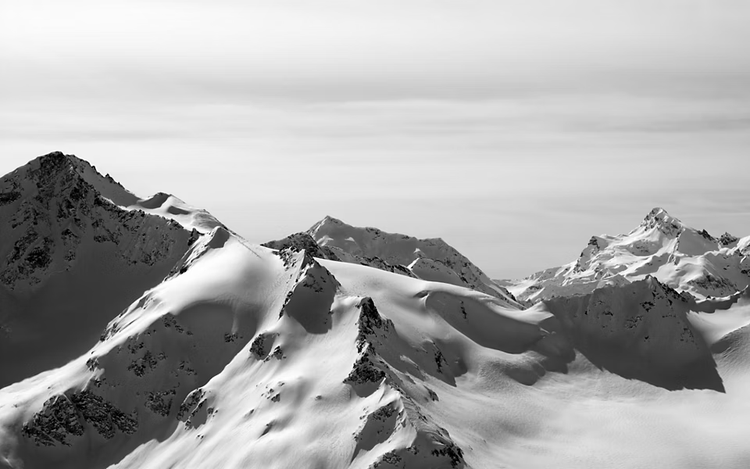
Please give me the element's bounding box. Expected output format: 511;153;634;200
270;346;284;360
188;228;201;246
0;190;21;205
224;332;240;343
250;333;275;360
23;389;138;446
127;350;161;377
345;345;385;385
698;229;715;241
431;443;465;468
21;395;84;446
262;232;340;261
433;347;446;373
719;232;739;246
162;313;186;333
355;297;391;352
688;273;738;297
145;389;176;416
70;390;138;439
177;388;205;422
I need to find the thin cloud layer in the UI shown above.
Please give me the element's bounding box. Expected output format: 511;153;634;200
1;0;749;277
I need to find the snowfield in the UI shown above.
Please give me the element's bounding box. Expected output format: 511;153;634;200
2;153;750;469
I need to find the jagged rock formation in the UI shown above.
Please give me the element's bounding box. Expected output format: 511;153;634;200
262;232;341;261
22;391;138;446
501;207;750;303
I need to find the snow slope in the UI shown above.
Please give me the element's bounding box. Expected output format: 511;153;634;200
500;208;750;303
307;216;521;307
0;152;217;387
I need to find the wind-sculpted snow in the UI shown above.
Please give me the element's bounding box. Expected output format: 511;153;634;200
126;192;224;234
501;207;750;303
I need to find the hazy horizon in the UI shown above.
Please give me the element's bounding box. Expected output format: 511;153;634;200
2;0;750;278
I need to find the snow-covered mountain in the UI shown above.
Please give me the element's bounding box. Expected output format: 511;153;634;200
500;208;750;303
306;216;521;307
0;225;558;469
3;156;750;469
0;152;221;387
3;218;750;468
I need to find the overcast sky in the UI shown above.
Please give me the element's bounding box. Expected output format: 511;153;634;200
2;0;750;278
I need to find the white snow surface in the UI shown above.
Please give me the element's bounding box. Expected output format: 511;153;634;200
500;207;750;303
126;192;223;234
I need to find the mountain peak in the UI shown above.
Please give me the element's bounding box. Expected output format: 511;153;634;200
28;151;81;182
30;151;101;179
8;151;139;208
38;150;75;163
261;232;340;261
321;215;345;225
640;207;683;237
643;207;677;223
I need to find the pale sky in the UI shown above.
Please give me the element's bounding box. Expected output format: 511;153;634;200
2;0;750;278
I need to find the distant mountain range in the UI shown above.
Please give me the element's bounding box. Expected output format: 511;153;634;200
2;152;749;469
498;207;750;303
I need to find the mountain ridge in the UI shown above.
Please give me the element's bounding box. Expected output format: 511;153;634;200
500;207;750;303
305;215;521;307
2;154;750;468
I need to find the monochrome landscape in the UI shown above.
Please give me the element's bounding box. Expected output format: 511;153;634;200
3;1;750;467
1;152;750;468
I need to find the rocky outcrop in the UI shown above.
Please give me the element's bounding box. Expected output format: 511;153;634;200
22;390;137;447
345;298;396;388
262;232;340;261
